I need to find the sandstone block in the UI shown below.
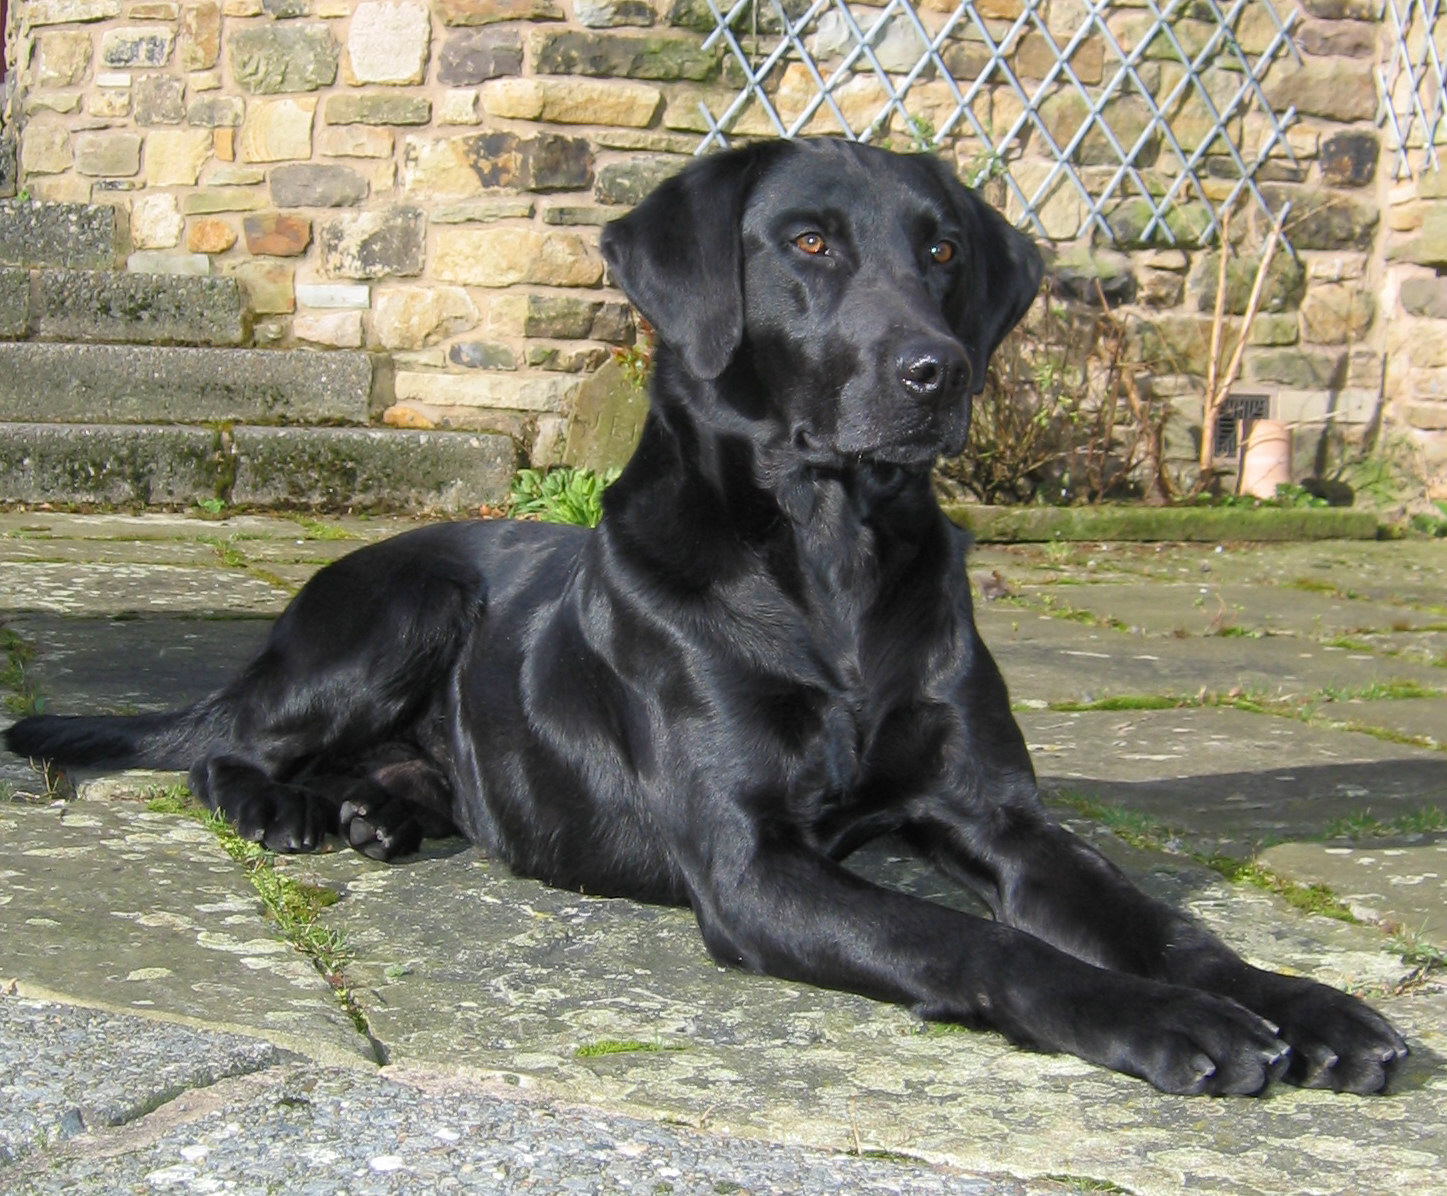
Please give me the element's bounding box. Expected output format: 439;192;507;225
182;188;266;214
239;97;316;162
101;27;174;67
1262;185;1377;252
230;24;338;93
131;192;185;248
230;259;294;312
188;95;244;126
1399;274;1447;319
20;126;73;175
1244;346;1346;388
74;130;142;177
438;28;523;84
1248;312;1299;346
575;0;653;26
37;31;93;87
295;281;369;307
434;226;602;287
448;339;515;368
430;197;534;223
318;125;394;157
594;154;685;205
270;163;367;207
1263;58;1375;123
527;344;608;372
402;131;592;198
145;128;212;185
1320;130;1378;189
435;0;562;25
318;206;425;278
530;31;719;81
348;1;430;84
243;211;311;255
134;73;185;124
186;216;236;253
438;90;483;125
394;369;576;411
1295;17;1376;58
482;76;660;126
324;93;431;125
126;248;210;273
87;87;131;117
180;0;221;70
293;308;363;347
1191;250;1306;315
1299;282;1375;344
1406;400;1447;430
374;285;478;349
26;0;122;23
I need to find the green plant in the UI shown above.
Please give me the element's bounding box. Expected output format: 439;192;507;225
574;1036;682;1058
935;292;1169;506
1410;499;1447;538
612;321;655;390
1;626;44;718
509;466;620;528
194;497;227;517
902;114;937;154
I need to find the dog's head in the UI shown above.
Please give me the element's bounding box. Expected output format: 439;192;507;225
600;139;1043;467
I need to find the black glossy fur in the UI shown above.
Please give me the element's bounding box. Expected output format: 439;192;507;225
7;140;1407;1094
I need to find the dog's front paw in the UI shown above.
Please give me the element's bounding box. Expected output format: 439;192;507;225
1106;986;1291;1096
1246;973;1408;1093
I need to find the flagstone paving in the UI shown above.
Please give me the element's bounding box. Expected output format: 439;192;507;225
2;514;1444;1195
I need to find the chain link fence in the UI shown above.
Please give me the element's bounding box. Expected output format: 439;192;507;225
1380;0;1447;180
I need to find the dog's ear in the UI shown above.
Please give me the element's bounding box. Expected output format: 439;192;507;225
930;160;1044;394
600;146;774;381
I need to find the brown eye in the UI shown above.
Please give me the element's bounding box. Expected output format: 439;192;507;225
930;241;956;264
794;232;827;255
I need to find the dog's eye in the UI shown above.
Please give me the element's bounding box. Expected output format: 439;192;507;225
930;241;957;265
794;232;827;256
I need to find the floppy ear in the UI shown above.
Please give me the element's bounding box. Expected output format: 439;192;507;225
600;145;776;381
930;161;1044;394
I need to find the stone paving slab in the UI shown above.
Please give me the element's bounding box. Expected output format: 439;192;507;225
978;608;1447;704
0;562;291;616
1259;840;1447;946
3;613;270;720
1020;707;1447;855
971;541;1447;609
0;798;372;1066
279;836;1440;1196
1312;697;1446;746
1017;582;1443;640
0;996;282;1167
1;1044;1039;1196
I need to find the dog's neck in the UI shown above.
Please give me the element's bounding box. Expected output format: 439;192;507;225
602;385;947;610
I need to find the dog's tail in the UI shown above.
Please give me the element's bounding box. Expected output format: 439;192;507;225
4;701;229;771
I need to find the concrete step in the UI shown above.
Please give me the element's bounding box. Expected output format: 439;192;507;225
0;201;123;271
0;422;516;513
0;342;378;425
0;267;246;346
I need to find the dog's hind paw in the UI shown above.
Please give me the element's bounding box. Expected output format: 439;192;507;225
338;791;423;861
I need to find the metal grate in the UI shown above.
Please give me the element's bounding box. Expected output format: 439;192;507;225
698;0;1301;248
1211;391;1271;461
1379;0;1447;180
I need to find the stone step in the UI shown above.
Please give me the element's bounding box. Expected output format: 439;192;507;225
0;422;516;513
0;267;246;346
0;201;123;271
0;342;378;424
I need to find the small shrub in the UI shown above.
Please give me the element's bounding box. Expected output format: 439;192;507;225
508;466;620;528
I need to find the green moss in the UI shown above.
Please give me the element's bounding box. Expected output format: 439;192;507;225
1325;805;1447;840
1204;856;1357;922
1046;1177;1132;1194
1049;695;1189;713
575;1037;683;1058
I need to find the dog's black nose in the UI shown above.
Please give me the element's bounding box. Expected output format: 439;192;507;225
898;344;966;401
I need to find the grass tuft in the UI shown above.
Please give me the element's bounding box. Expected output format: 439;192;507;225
1325;805;1447;840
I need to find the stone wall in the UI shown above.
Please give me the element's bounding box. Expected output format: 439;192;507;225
1;0;1443;491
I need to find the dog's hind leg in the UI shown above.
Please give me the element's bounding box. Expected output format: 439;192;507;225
188;751;339;853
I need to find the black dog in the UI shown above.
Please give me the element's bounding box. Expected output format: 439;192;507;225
7;139;1407;1095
